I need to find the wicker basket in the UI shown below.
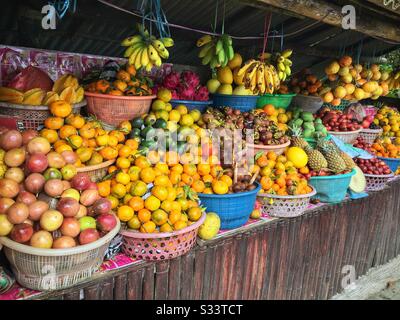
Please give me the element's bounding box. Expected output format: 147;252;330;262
0;220;120;291
257;187;316;218
0;100;85;131
247;141;290;157
85;92;155;126
359;128;383;145
364;173;394;191
291;95;323;113
76;159;116;182
328;129;362;144
120;212;206;261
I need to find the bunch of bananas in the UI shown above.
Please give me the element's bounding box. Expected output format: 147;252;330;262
121;25;174;72
388;70;400;91
259;49;293;82
197;34;235;69
237;60;280;94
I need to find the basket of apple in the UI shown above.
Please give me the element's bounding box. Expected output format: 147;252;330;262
354;157;393;191
0;130;120;291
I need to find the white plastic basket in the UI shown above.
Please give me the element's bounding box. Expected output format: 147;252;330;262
257;187;316;218
0;220;120;291
359;128;382;145
328;129;362;145
364;173;394;191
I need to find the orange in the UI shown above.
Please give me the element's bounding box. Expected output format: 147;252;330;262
127;215;141;230
181;213;189;223
59;125;77;139
260;176;273;190
44;117;64;130
137;208;151;223
191;180;205;193
161;200;173;212
53;140;67;149
115;172;130;185
95;134;109;147
65;114;85;129
135;156;150;169
170;201;182;212
210;165;223;178
117;205;134;222
126;65;137;76
128;166;141;182
154;175;171;187
197;163;210;176
79;123;96;139
203;187;213;194
67;134;83;149
118;145;132;158
263;104;276;116
202;174;213;184
107;135;119;147
175;187;185;199
212;180;229;195
123;194;133;204
183;164;197;176
169;171;181;185
140;167;156;184
267;151;277;161
220;175;233;187
171;164;183;173
111;183;127;199
140;221;156;233
144;195;161;211
151;209;168;226
177;198;188;211
166;187;177;201
116;157;131;169
173;220;187;231
49;100;72;118
147;150;161;164
160;223;173;233
168;210;182;224
151;185;168;201
107;195;119;209
181;173;194;186
155;163;169;175
99;146;118;160
130;181;148;197
125;139;139;150
188;207;202;221
116;70;131;82
55;144;73;154
97;180;111;197
41;129;58;143
110;130;125;143
256;155;269;167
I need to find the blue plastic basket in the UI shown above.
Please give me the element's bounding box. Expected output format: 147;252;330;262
378;156;400;173
170;99;213;112
309;169;356;204
211;93;259;111
198;183;261;230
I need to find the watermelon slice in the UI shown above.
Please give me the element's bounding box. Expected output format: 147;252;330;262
349;166;367;193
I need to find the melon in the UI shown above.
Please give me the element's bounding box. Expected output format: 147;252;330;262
198;212;221;240
349;166;366;193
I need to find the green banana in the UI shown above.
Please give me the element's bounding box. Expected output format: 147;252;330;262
284;59;293;67
285;66;292;76
282;49;293;58
161;37;174;48
202;49;214;66
198;42;215;58
210;56;220;69
197;35;213;47
121;35;143;47
217;49;225;65
215;39;224;54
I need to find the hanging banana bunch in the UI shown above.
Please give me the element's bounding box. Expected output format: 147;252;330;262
259;49;293;83
196;34;234;69
121;24;174;72
388;69;400;91
238;59;281;95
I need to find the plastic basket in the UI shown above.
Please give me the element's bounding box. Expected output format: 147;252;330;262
322;99;352;112
85;92;155;126
304;135;331;148
257;187;316;218
198;183;261;229
328;129;362;144
364;173;394;191
0;100;85;131
377;156;400;173
170;99;213;112
0;220;120;291
120;212;206;261
291;95;323;113
247;141;290;157
211;93;259;111
359;128;382;145
256;93;296;110
76;159;116;182
309;169;356;203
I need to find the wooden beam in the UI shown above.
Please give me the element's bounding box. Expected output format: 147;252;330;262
242;0;400;42
366;0;400;15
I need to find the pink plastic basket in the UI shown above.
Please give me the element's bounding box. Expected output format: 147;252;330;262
359;128;382;145
364;173;394;191
247;141;290;157
120;212;206;261
85;92;155;126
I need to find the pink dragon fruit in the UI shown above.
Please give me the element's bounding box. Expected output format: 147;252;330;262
171;90;179;100
162;71;180;90
177;84;196;101
194;86;209;101
181;70;200;89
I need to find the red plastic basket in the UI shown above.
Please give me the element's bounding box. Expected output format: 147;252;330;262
85;92;155;126
120;212;206;261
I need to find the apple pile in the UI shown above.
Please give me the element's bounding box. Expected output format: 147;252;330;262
309;169;353;177
315;108;362;132
354;158;392;175
353;137;373;152
0;130;117;249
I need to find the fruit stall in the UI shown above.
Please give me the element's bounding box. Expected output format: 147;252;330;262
1;0;400;300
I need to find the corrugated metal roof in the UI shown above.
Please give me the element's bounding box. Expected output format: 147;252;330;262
0;0;399;73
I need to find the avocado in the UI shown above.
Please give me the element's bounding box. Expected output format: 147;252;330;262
129;128;141;139
140;140;157;150
154;118;167;129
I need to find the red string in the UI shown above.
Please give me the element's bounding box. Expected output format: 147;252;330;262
261;12;272;61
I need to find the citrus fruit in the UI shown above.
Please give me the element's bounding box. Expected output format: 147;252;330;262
137;208;151;223
140;221;156;233
151;209;168;226
145;195;161;211
168;210;182;224
175;104;188;115
173;220;187;231
169;109;181;122
179;114;194;126
116;157;131;169
130;181;148;196
128;166;141;182
212;180;229;195
140;167;156;184
154;175;171;187
111;183;127;199
170;201;182;212
189;109;201;122
117;205;134;222
157;88;172;102
161;200;173;212
188;207;202;221
127;215;141;229
152;99;166;111
160;223;173;233
107;195;119;209
151;185;168;201
115;172;130;185
128;196;144;211
166;187;177;201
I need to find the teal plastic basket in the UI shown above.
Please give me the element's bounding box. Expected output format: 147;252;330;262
322;99;352;112
304;135;331;148
256;93;296;110
309;169;356;203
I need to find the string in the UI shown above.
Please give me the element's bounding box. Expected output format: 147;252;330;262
261;13;272;61
213;0;219;33
221;0;226;34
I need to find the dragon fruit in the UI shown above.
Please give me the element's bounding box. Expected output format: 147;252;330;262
171;90;179;100
163;71;180;90
177;85;196;101
194;86;209;101
181;70;200;89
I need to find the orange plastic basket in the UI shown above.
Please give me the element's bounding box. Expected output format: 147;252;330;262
85;92;155;126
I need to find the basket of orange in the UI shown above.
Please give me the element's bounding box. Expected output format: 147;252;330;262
85;65;155;126
371;138;400;172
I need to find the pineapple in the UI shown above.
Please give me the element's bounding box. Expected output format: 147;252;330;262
317;139;346;173
304;145;328;171
340;152;356;170
289;124;308;149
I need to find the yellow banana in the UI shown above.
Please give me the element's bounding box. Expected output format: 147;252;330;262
161;37;174;48
124;42;143;58
145;61;154;72
278;62;286;72
244;62;259;89
269;65;280;90
198;42;215;58
141;46;150;67
250;72;257;92
256;64;266;94
238;59;257;77
121;35;143;47
282;49;293;58
134;47;144;69
264;65;275;94
148;44;160;63
128;44;144;66
151;40;169;59
258;52;272;61
196;35;213;47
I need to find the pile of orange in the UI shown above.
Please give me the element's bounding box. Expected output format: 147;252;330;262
255;151;313;196
85;65;152;96
371;139;400;158
41;100;133;167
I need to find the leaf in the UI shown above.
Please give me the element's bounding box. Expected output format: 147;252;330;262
255;151;264;161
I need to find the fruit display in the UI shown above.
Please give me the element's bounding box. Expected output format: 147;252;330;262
374;106;400;138
289;69;322;96
354;137;373;153
355;158;392;175
255;150;313;196
288;108;328;139
0;74;84;105
371;138;400;158
387;69;400;92
156;70;209;101
261;104;291;132
260;50;294;83
321;56;389;106
197;212;221;240
315;108;362;132
196;34;235;69
121;24;174;71
85;64;153;96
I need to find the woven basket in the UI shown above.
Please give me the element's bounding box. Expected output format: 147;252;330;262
323;99;352;112
328;129;362;144
76;159;116;182
291;95;323;113
85;92;155;126
247;141;290;157
257;187;316;218
0;220;120;291
359;128;383;145
120;212;206;261
364;173;394;191
0;100;85;131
